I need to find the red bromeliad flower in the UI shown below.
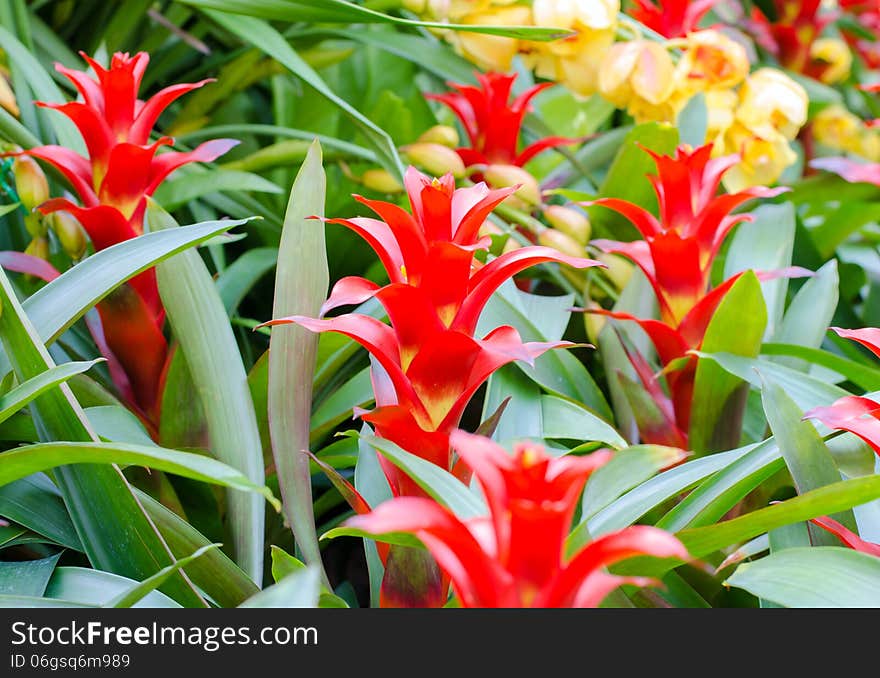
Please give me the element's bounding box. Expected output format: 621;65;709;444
586;143;787;326
347;430;689;607
266;167;602;498
15;51;236;422
805;327;880;457
427;71;577;170
746;0;838;77
629;0;721;38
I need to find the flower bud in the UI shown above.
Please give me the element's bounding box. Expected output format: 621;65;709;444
543;205;591;244
483;163;541;205
596;252;633;290
537;227;584;258
810;37;852;85
12;156;49;211
0;72;18;117
361;168;404;194
49;211;87;260
402;142;466;179
417;124;460;148
24;235;49;261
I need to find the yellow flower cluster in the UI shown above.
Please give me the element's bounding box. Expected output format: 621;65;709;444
707;68;809;192
812;104;880;162
405;2;809;190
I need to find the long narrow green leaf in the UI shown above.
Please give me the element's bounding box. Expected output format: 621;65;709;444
178;0;570;39
150;201;267;586
238;565;321;608
0;441;279;508
0;474;81;551
266;140;327;581
0;360;102;424
44;567;180;608
0;267;207;608
761;377;856;544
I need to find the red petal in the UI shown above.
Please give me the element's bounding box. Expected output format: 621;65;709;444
37;199;137;252
545;526;688;606
99;138;173;218
130;79;214;144
320;276;380;317
146;138;239;195
804;395;880;456
810;515;880;556
831;327;880;360
583;198;662;239
0;251;61;281
354;194;428;279
36;101;115;172
21;147;97;206
322;216;406;284
457;246;602;334
346;497;507;608
514;136;581;167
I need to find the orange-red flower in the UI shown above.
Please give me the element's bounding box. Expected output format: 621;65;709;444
427;71;577;170
13;51;236;422
267;167;602;498
347;430;689;607
629;0;721;39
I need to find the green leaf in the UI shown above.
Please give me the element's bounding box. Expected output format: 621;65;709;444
85;406;154;445
180;0;570;40
676;93;707;148
150;202;267;585
761;376;856;543
0;441;279;508
0;595;92;608
0;360;103;425
689;272;767;453
354;426;391;607
0;267;207;608
581;445;689;522
202;10;403;178
104;544;221;608
354;433;486;519
0;553;61;596
216;247;277;314
483;364;543;442
726;547;880;607
265;140;328;580
0;218;245;378
44;567;180;608
153;169;283;211
541;394;628;449
310;366;373;445
270;546;349;608
723;203;795;340
0;474;81;551
239;565;321;608
136;490;258;608
772;260;839;366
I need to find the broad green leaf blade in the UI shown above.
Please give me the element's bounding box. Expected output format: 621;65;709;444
761;376;856;543
0;553;61;596
0;267;207;608
723;203;795;340
726;547;880;607
0;474;81;551
136;490;258;608
773;260;839;360
153;169;282;211
581;445;689;522
85;405;154;445
104;544;221;608
267;140;328;580
541;395;627;449
202;10;403;178
0;360;103;425
239;565;321;608
356;433;486;519
0;595;92;608
0;442;279;508
689;272;767;454
44;567;181;608
354;426;392;608
150;201;267;586
761;342;880;392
